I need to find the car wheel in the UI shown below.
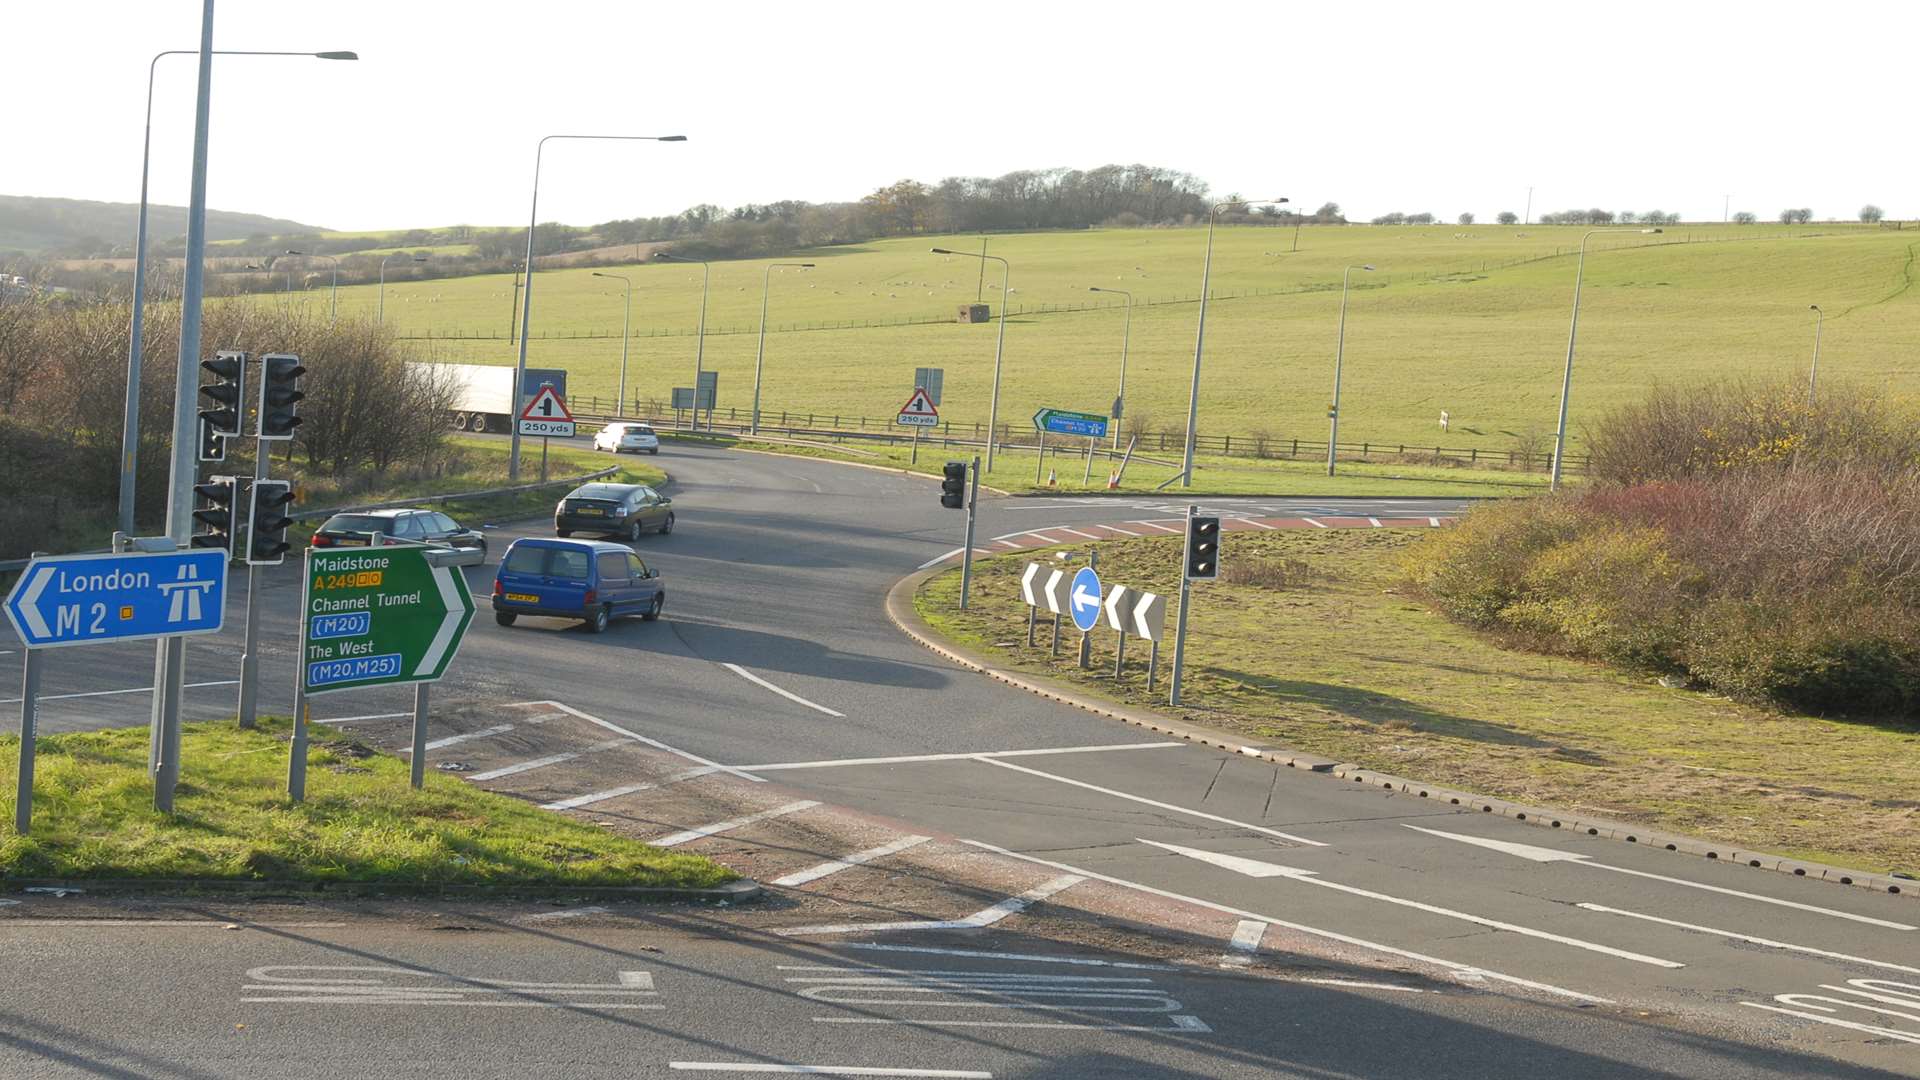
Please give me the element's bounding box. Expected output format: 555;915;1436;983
495;612;517;627
659;512;674;535
626;519;642;542
642;593;663;621
556;529;572;538
648;448;659;455
586;605;611;634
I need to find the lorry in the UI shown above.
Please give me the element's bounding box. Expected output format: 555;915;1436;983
416;363;568;433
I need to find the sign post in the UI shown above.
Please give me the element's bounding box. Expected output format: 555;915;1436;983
1071;556;1101;670
518;382;575;484
1033;409;1109;488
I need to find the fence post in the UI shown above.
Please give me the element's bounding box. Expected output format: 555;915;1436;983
1292;438;1298;457
1224;435;1231;455
1363;443;1369;458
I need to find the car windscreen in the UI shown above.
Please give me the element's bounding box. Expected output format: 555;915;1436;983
570;484;627;500
323;515;394;535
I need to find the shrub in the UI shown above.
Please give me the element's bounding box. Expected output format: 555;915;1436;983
1222;557;1319;590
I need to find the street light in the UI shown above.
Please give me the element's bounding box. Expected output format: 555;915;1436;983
1808;304;1824;405
284;249;340;322
1088;286;1133;449
1182;197;1287;487
379;253;428;324
1327;265;1374;476
653;251;712;431
509;133;687;479
245;262;290;303
932;247;1011;472
118;47;356;536
1550;227;1662;488
591;272;634;412
752;262;814;434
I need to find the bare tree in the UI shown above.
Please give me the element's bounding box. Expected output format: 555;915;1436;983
1457;212;1475;226
1497;211;1518;225
1861;204;1885;223
1733;211;1757;224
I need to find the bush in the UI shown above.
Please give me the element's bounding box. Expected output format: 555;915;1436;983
1221;557;1319;590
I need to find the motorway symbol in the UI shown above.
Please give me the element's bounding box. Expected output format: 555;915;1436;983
1041;568;1071;615
3;549;227;650
1020;562;1046;607
897;386;940;427
1070;566;1102;632
300;546;475;695
518;383;575;438
1032;407;1110;439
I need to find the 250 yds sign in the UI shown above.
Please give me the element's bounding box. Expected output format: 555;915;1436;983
300;547;475;695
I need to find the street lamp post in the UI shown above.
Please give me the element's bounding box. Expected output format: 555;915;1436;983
1088;286;1132;449
378;252;428;324
653;251;711;431
752;262;814;434
1808;304;1824;405
931;247;1011;473
284;249;340;322
245;262;290;305
1182;197;1287;487
1327;264;1375;476
509;133;686;479
1550;227;1662;488
117;47;356;536
591;272;634;412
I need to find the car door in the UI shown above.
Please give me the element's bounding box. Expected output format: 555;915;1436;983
629;488;656;529
393;512;428;546
626;553;658;602
595;551;632;613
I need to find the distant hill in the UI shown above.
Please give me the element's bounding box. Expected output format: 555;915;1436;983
0;194;322;256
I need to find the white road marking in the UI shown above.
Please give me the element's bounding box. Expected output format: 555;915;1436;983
1740;980;1920;1044
1367;517;1383;527
1023;530;1065;545
1;679;237;705
1301;518;1328;529
784;965;1206;1033
1739;1002;1920;1045
722;663;846;718
1405;825;1916;930
511;699;764;783
917;548;966;570
1233;517;1277;530
773;836;933;887
1129;520;1182;534
1098;524;1140;537
468;738;632;781
315;712;412;726
540;766;718;811
654;801;822;848
670;1066;991;1078
995;540;1021;549
1428;517;1442;527
837;944;1175;971
395;724;514;754
1577;904;1920;975
777;875;1083;937
816;1016;1208;1032
1220;920;1266;968
742;741;1184;773
1141;839;1683;969
6;919;345;928
520;906;609;923
1299;978;1431;994
240;965;659;1008
978;757;1326;847
962;840;1611;1004
1054;527;1101;541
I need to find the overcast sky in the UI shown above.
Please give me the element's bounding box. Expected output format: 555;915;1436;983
9;1;1914;231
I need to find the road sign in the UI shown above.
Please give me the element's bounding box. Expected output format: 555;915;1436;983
1041;568;1071;615
1033;408;1110;439
897;387;940;427
672;387;714;411
300;545;475;695
1102;583;1133;631
1069;566;1103;632
4;549;227;650
1020;562;1045;607
1128;590;1167;641
914;367;944;405
518;384;575;438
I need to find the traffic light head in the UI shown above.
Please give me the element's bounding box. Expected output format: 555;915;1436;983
258;353;305;439
940;461;967;509
1185;515;1220;579
198;414;226;463
190;475;239;558
198;350;247;438
246;479;295;565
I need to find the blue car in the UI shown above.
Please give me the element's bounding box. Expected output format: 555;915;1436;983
491;538;664;633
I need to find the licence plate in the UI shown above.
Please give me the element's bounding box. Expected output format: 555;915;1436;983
334;538;367;546
505;593;539;603
575;508;604;516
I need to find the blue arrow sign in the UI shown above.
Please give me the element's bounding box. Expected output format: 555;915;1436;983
1033;408;1110;439
3;549;227;650
1070;566;1103;632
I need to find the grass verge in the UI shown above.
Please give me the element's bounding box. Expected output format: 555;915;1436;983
914;528;1920;874
0;718;734;890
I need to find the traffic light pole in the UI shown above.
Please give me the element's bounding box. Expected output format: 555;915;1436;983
959;455;980;609
237;429;267;729
1170;504;1196;706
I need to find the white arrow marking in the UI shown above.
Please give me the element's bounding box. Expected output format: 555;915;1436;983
414;565;468;676
1405;825;1916;930
1071;585;1100;611
1141;839;1685;968
1103;585;1131;632
16;565;54;640
1020;562;1044;606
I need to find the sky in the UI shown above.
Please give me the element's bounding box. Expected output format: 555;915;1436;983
7;1;1916;231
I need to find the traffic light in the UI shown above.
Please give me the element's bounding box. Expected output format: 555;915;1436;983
197;414;226;463
1184;515;1220;579
941;461;967;509
198;350;247;438
258;353;305;439
191;475;239;558
246;479;295;565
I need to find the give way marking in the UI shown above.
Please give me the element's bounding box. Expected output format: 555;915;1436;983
781;964;1210;1033
240;966;658;1008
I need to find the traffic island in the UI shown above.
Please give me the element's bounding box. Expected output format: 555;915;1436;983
0;719;743;899
899;527;1920;886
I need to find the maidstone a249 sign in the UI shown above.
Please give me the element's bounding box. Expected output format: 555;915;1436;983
301;546;475;695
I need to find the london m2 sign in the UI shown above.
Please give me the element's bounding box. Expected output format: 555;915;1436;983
4;550;227;649
300;546;474;694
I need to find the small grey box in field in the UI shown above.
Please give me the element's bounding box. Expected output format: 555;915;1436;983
957;303;990;324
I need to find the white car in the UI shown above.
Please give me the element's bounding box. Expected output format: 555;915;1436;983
595;422;660;455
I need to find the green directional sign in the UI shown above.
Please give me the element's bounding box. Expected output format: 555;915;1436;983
300;545;475;695
1033;407;1110;439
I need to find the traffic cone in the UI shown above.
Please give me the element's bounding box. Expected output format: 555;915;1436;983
1106;470;1120;489
1046;469;1057;487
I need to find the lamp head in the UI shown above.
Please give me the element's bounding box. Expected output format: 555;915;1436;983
1361;264;1375;271
930;247;955;255
285;249;305;256
1810;304;1822;312
799;263;815;268
658;135;688;142
314;51;358;60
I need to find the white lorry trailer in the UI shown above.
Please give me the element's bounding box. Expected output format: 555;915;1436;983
419;363;568;433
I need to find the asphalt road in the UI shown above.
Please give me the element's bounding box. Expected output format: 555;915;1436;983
4;437;1919;1077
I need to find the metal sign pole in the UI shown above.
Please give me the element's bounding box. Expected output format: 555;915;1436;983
540;436;549;483
1078;549;1096;669
1170;505;1196;706
1035;429;1045;486
1147;640;1159;693
911;425;920;465
1084;438;1095;486
288;681;308;803
959;455;980;609
15;648;42;834
1052;612;1062;658
1114;629;1126;679
1026;606;1036;648
410;681;430;789
237;429;268;729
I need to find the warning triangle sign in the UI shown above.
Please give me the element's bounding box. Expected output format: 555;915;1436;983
520;385;574;422
898;387;938;418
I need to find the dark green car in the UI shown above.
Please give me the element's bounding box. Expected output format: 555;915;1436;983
554;482;674;542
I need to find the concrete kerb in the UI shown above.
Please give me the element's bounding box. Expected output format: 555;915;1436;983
885;565;1915;902
0;877;763;904
660;433;1015;496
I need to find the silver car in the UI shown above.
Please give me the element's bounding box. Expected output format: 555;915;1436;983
595;422;660;455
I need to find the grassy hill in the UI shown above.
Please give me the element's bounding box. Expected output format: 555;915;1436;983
0;194;319;256
224;222;1919;454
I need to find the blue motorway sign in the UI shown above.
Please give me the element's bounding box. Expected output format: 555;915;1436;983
1033;408;1110;439
3;549;228;650
1070;566;1103;633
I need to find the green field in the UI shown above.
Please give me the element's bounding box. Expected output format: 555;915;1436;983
230;223;1918;456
